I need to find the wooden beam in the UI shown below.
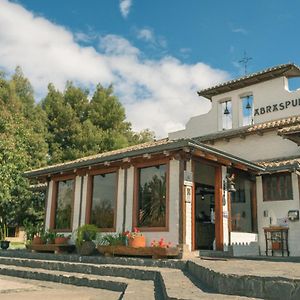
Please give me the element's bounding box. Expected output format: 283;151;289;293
215;166;223;251
233;163;248;171
143;153;151;159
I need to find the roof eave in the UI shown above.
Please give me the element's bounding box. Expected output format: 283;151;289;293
24;140;190;178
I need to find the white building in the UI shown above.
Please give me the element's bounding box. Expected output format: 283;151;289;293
26;63;300;257
170;63;300;256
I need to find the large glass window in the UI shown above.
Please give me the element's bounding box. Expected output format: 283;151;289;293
55;179;74;230
263;173;293;201
221;101;232;130
241;95;254;126
230;172;256;233
90;172;117;229
137;164;167;228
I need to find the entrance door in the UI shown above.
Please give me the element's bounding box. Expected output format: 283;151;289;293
195;183;215;249
193;161;218;250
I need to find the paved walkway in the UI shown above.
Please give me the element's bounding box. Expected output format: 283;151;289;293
0;275;121;300
196;257;300;279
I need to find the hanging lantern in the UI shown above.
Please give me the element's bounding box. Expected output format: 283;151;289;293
224;101;230;115
246;96;252;110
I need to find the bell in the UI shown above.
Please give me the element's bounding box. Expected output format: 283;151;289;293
245;96;252;110
227;183;236;193
224;101;230;115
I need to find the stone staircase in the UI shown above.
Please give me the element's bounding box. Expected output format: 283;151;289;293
0;251;257;299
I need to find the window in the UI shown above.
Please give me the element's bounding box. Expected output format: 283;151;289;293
87;171;117;230
230;171;257;233
53;179;74;230
241;95;254;126
135;164;168;229
221;100;232;130
263;173;293;201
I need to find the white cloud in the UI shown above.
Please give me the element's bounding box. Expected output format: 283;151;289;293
0;0;229;137
137;28;154;43
136;27;167;49
232;27;247;35
120;0;132;18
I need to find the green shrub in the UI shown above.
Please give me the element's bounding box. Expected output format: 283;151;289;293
99;233;126;246
76;224;98;247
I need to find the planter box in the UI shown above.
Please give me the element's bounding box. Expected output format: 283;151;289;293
97;245;180;259
26;243;75;254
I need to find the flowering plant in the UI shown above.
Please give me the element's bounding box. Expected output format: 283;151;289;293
151;238;171;248
123;227;143;239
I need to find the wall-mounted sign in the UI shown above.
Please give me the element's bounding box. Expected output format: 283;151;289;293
185;186;192;203
254;98;300;116
184;171;193;186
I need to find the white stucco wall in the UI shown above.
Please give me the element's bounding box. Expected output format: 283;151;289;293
124;166;134;231
45;180;53;230
257;173;300;256
72;176;82;231
80;175;88;226
210;131;299;162
116;169;125;233
185;160;192;250
169;76;300;140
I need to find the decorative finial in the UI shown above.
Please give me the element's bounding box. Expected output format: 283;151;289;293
239;51;252;75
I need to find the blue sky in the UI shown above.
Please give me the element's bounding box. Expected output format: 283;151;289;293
0;0;299;136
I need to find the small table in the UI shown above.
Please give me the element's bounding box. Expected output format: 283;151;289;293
263;226;289;257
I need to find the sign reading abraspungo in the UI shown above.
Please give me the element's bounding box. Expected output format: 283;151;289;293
254;98;300;116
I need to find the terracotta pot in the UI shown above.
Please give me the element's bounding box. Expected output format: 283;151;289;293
55;237;68;244
272;242;282;250
32;236;44;245
129;236;146;248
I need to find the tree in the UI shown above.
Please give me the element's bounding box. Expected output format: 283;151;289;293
42;82;154;163
0;68;48;227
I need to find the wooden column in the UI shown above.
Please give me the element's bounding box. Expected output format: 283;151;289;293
214;166;223;250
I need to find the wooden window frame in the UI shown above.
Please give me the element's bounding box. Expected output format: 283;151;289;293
133;158;170;232
50;174;76;232
263;172;293;202
86;167;118;232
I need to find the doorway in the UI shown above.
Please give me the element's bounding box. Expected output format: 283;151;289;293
193;161;216;250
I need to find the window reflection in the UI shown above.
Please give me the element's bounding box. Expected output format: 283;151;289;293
55;179;74;230
91;172;116;229
138;164;167;227
230;172;256;233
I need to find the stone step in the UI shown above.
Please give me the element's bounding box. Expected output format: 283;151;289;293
0;256;256;299
196;250;233;258
0;263;155;300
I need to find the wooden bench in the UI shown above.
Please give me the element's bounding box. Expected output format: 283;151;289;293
97;245;180;259
27;243;75;254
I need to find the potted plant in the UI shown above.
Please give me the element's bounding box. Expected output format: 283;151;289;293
0;224;10;250
55;233;69;244
124;227;146;248
75;224;98;256
32;223;45;245
99;233;127;246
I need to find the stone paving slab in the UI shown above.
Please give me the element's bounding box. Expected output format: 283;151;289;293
0;257;258;299
0;275;121;300
0;263;155;299
195;258;300;280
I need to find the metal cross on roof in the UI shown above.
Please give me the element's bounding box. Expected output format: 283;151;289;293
239;51;252;75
